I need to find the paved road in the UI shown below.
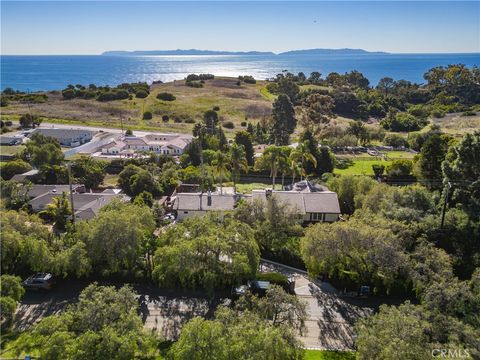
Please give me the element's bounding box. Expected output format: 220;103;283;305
14;262;378;350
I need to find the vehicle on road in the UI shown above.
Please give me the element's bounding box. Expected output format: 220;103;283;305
23;273;55;291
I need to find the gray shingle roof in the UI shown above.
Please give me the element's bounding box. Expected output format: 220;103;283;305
175;193;237;211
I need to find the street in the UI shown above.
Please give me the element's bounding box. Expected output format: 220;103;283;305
14;261;379;350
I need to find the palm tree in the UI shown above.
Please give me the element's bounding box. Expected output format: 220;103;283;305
230;143;248;193
213;151;230;194
291;142;317;181
288;154;302;186
277;147;291;190
42;192;71;231
263;146;284;189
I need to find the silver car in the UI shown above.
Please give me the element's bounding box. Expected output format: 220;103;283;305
23;273;55;291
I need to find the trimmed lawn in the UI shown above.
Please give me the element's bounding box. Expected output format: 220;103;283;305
305;349;355;360
334;158;392;176
385;150;415;160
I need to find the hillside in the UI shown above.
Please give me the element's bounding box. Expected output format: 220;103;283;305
0;77;275;134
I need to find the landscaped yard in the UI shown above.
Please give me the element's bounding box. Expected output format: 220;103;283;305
334;158;392;176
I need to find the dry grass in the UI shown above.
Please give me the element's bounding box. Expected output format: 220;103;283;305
1;77;273;135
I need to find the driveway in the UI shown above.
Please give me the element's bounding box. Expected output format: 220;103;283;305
260;259;375;350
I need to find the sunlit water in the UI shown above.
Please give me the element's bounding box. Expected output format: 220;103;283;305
1;53;479;91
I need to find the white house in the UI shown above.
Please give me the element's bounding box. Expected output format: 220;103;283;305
101;134;192;156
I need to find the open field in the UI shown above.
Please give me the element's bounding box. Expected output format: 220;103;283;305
334;158;392;176
0;144;25;156
1;77;275;136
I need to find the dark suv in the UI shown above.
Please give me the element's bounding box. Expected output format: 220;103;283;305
23;273;55;291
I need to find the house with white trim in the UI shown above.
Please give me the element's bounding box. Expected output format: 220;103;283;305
101;134;192;156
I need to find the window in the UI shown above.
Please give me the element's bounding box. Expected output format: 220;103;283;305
310;213;325;222
183;211;188;214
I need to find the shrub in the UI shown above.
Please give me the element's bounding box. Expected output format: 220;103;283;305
173;117;182;123
135;90;149;99
240;121;247;127
243;75;257;84
156;92;176;101
431;109;446;118
213;106;220;111
462;110;476;117
62;88;76;100
256;272;291;292
162;115;169;122
386;160;413;177
222;121;235;129
383;134;408;148
185;81;203;88
143;111;152;120
184;118;196;124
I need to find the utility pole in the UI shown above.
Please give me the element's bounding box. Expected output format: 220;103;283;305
67;163;76;227
440;181;452;229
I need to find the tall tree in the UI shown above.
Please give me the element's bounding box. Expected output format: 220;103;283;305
213;151;230;194
298;93;335;135
270;94;296;146
290;142;317;181
442;131;480;215
234;130;255;166
230;143;248;193
414;134;449;190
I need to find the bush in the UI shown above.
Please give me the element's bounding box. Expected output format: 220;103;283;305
156;92;176;101
185;81;203;88
383;134;408;148
386;160;413;177
135;90;149;99
222;121;235;129
62;88;76;100
256;272;289;289
213;106;220;111
184;118;196;124
162;115;169;122
173;117;182;123
462;110;476;117
240;121;247;127
143;111;152;120
243;75;257;84
431;109;446;118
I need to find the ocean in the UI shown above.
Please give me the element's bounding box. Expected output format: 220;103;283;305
1;53;479;92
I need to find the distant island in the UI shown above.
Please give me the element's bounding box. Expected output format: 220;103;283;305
102;49;275;56
101;48;389;56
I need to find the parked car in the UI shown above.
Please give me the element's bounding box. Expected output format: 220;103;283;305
232;280;271;299
23;273;55;291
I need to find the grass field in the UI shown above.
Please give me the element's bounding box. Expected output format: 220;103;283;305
305;350;355;360
334;158;392;175
0;145;25;156
235;181;283;193
1;77;274;136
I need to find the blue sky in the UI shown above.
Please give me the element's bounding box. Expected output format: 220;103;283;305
1;1;479;54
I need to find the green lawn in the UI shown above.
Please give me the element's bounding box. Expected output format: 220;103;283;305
334;158;392;176
305;349;355;360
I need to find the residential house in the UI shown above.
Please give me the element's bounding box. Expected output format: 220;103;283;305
173;181;341;223
174;191;238;221
101;133;192;157
26;184;127;220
